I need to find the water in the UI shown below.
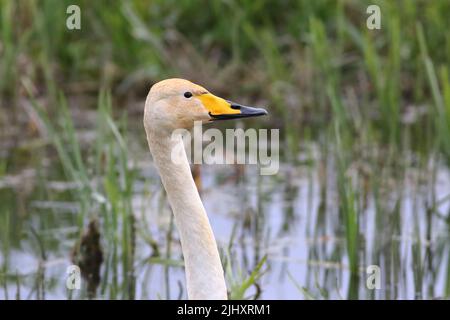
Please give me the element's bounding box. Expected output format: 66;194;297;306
1;134;448;300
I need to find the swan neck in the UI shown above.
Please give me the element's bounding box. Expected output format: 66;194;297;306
147;131;227;300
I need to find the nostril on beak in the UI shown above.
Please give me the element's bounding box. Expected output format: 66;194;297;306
228;101;241;110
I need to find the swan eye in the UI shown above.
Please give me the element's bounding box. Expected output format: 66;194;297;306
184;92;193;98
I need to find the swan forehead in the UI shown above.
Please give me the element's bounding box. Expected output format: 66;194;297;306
150;78;208;99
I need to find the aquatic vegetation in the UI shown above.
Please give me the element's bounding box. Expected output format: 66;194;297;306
0;0;449;299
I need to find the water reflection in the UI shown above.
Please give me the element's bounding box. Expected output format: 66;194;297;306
0;144;449;299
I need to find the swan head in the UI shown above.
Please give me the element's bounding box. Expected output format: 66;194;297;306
144;78;267;133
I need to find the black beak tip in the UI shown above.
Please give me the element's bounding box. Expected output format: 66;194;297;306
242;106;268;117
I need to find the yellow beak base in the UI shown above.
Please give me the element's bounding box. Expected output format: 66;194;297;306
197;93;268;120
197;93;240;116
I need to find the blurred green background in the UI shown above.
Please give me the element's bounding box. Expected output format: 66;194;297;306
0;0;449;300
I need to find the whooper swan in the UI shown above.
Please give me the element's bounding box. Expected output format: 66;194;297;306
143;78;267;300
